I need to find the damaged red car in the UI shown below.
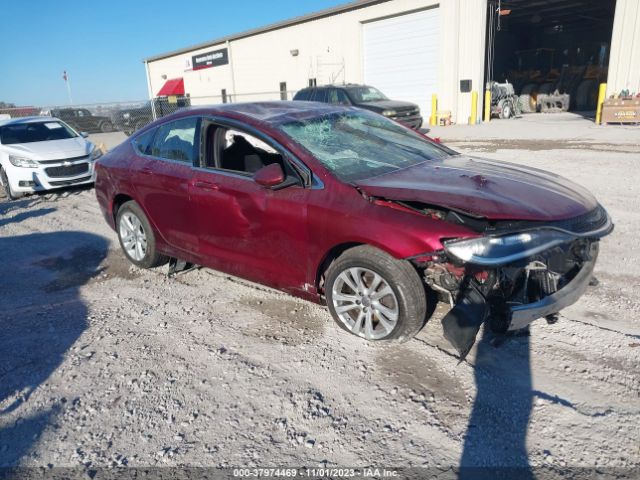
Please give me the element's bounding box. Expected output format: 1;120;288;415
95;102;612;358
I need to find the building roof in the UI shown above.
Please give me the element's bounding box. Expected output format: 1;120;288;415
143;0;390;63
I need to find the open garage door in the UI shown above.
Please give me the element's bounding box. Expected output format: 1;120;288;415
486;0;616;116
363;7;439;116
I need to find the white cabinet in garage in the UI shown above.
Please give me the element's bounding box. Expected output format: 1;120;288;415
363;7;440;115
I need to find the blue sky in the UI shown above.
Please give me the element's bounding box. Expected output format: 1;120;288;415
0;0;346;107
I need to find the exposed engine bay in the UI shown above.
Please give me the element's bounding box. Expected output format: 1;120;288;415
402;202;612;359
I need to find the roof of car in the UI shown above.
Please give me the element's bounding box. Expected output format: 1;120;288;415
299;84;368;90
180;101;352;124
0;116;57;127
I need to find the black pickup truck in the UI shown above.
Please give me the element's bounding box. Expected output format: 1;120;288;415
114;96;191;136
293;84;423;129
51;108;115;133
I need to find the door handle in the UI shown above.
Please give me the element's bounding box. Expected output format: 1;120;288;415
192;180;219;191
141;167;153;176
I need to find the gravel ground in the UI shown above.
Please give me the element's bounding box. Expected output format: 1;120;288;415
1;115;639;476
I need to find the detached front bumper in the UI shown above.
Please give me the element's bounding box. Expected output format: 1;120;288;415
437;240;602;359
507;244;598;331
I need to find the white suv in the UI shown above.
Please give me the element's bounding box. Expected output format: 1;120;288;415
0;116;102;200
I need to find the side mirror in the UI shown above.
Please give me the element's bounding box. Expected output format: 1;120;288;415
80;131;89;138
253;163;285;188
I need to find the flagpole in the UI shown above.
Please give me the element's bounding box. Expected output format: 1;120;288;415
64;71;73;105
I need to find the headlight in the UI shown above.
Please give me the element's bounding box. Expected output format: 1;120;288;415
382;110;397;117
90;146;103;161
8;155;39;168
444;230;574;266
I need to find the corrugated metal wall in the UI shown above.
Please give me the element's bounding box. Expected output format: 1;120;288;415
608;0;640;95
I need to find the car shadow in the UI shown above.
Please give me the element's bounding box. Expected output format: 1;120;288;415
0;203;56;227
458;327;534;479
0;231;108;466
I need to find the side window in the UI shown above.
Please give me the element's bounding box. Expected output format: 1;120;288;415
313;89;328;103
336;89;350;105
77;110;85;117
327;89;350;105
206;126;287;176
150;117;200;163
134;128;157;155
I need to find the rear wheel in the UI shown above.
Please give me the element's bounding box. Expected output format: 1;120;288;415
325;246;428;342
116;200;168;268
100;121;114;133
0;167;25;200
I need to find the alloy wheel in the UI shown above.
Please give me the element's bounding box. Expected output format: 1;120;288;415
119;212;148;261
331;267;399;340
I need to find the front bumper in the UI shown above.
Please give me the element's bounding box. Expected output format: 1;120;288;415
393;115;423;129
507;245;597;330
5;158;96;193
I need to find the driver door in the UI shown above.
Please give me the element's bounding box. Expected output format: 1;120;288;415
188;120;310;292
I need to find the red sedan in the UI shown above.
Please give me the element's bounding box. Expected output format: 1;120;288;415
95;102;612;358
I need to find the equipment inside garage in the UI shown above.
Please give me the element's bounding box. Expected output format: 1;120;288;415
486;0;617;115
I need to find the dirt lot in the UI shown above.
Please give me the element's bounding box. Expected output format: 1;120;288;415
1;114;639;476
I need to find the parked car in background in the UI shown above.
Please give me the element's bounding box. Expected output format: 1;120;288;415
50;108;115;133
0;117;101;199
294;84;423;129
95;102;612;359
115;96;191;136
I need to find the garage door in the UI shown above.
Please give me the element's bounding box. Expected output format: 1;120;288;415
363;8;439;116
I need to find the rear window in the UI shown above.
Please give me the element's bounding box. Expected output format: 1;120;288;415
0;121;78;144
134;128;156;155
293;89;311;101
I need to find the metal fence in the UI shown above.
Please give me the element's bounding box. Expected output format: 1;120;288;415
0;90;299;136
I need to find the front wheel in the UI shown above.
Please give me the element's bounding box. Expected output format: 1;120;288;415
0;167;25;200
325;246;428;342
116;201;168;268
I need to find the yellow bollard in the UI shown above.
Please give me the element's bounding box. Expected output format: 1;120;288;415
430;94;438;126
595;83;607;125
484;89;492;122
470;91;478;125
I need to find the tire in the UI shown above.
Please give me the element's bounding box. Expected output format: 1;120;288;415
0;167;25;200
325;245;428;342
116;200;169;269
518;94;535;113
100;121;114;133
499;100;513;119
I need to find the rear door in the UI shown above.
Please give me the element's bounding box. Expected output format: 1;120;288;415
133;116;201;254
188;120;310;292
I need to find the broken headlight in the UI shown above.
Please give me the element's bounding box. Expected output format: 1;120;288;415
444;230;574;266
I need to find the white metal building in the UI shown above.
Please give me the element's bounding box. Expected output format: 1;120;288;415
144;0;640;125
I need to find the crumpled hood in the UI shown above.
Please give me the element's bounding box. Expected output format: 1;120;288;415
354;155;598;221
4;137;91;160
